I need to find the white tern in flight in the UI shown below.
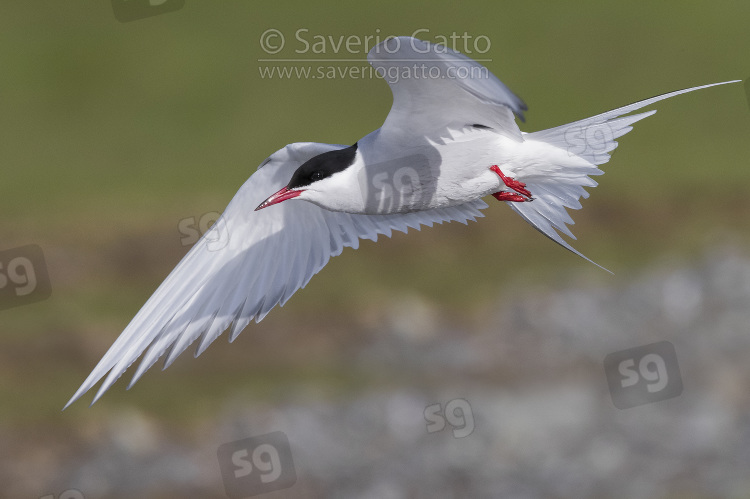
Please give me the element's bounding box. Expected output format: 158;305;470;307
65;36;738;408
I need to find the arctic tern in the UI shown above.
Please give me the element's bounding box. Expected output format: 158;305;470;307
65;36;738;408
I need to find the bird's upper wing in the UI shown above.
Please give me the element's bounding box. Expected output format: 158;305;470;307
367;36;527;142
65;142;488;408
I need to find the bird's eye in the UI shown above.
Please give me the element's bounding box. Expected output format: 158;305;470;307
311;171;324;181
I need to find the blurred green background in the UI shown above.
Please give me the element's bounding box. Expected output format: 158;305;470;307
0;1;749;497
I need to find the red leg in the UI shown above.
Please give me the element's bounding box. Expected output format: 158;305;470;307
492;191;531;203
490;165;532;198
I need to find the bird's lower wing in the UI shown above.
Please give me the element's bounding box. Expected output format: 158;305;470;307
65;142;487;408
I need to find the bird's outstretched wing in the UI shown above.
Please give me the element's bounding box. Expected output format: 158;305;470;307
368;36;527;141
65;142;488;408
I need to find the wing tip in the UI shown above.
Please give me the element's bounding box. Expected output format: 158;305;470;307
63;375;104;410
62;397;77;411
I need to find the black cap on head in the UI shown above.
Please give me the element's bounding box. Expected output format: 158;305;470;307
288;143;358;189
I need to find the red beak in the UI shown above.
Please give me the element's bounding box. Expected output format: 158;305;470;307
255;187;303;211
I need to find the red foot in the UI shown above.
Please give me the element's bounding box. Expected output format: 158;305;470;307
492;191;531;202
490;165;532;198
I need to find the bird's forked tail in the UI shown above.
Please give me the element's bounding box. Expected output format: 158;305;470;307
500;81;739;273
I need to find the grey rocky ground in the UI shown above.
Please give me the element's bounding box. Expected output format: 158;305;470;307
12;245;750;498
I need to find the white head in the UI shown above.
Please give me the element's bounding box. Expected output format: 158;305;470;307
255;143;366;213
